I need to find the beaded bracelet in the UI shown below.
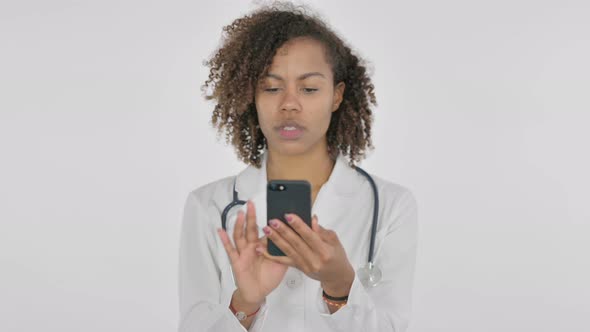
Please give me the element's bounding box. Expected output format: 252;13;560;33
322;294;347;307
322;290;349;302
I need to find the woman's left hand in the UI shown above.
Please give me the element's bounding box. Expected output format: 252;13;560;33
256;214;355;297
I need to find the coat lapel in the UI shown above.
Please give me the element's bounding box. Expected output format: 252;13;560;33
228;151;367;239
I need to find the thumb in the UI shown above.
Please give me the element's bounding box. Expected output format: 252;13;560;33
312;215;330;239
255;236;268;256
311;214;321;233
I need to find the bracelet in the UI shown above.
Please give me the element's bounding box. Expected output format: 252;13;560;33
322;290;349;302
322;294;347;307
229;301;260;321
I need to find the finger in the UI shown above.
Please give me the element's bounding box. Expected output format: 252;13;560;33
255;236;268;256
255;236;268;252
256;243;295;266
217;228;239;265
265;224;316;272
268;219;313;256
233;210;247;252
262;252;295;267
246;200;259;243
285;213;328;252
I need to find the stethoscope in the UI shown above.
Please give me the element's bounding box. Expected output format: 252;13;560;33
221;166;382;288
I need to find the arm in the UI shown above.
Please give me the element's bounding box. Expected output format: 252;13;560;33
178;192;268;332
317;189;419;332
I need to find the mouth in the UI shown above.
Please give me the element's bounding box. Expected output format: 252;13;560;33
275;121;305;140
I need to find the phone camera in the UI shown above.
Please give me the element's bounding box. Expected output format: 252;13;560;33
269;183;286;191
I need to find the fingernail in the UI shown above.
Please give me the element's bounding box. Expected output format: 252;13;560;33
256;247;263;253
285;214;293;223
263;226;271;235
269;219;279;228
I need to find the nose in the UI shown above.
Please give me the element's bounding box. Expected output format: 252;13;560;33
280;86;301;113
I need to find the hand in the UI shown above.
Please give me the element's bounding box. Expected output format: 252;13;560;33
217;201;288;305
258;214;355;297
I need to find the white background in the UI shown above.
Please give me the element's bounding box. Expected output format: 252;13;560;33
1;0;589;331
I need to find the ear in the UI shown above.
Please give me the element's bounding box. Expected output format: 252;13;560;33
332;81;345;112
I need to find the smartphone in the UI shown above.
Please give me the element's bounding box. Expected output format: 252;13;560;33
266;180;312;256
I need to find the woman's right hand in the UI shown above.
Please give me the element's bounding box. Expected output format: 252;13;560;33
217;200;288;305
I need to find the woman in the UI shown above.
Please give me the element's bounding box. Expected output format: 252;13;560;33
179;3;418;332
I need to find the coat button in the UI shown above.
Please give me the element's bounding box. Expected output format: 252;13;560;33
285;271;303;289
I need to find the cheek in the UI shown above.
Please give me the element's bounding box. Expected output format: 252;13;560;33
320;113;333;134
317;102;335;129
254;99;267;121
254;104;273;135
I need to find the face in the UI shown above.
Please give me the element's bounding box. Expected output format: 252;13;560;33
254;37;345;158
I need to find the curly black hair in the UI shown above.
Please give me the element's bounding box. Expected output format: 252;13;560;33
201;1;377;167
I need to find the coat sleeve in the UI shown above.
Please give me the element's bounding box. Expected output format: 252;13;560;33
178;192;269;332
315;188;419;332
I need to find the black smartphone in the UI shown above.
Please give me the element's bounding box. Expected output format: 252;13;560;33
266;180;312;256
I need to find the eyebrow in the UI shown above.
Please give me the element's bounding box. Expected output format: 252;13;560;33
264;72;326;81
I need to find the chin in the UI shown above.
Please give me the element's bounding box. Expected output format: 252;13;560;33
269;141;310;156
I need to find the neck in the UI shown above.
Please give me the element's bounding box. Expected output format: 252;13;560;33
266;147;335;195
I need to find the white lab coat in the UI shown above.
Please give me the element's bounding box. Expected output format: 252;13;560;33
178;151;418;332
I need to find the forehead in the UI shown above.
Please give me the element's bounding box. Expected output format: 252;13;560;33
264;37;332;79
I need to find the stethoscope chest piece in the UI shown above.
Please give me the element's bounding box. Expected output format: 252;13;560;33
357;262;382;288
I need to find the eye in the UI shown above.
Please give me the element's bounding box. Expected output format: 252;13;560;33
303;88;318;93
264;88;280;93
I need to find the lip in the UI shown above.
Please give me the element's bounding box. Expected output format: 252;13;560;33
275;120;305;140
275;120;305;129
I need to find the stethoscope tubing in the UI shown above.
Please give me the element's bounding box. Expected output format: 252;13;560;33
221;167;378;267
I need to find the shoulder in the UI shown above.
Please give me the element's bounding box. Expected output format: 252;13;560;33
364;172;418;228
180;175;239;239
187;176;234;203
341;162;417;214
371;174;417;206
183;175;238;218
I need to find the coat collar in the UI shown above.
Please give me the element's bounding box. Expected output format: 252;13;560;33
234;150;363;200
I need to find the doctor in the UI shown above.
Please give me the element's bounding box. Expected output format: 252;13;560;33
179;4;418;332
